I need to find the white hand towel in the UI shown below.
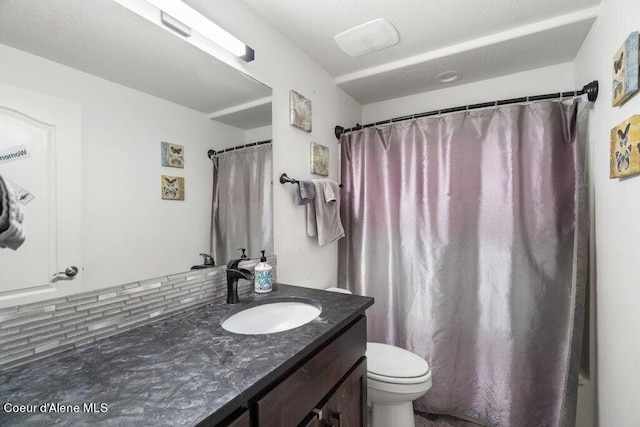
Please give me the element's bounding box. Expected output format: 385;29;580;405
0;174;26;250
312;179;344;246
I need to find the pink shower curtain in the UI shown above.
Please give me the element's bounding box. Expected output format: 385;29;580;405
210;144;273;264
339;101;588;426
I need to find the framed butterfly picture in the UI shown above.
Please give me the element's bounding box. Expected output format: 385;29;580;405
612;32;639;107
161;175;185;200
610;115;640;179
161;142;184;168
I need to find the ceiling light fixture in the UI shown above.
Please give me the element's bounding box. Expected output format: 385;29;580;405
115;0;254;62
436;70;462;83
334;18;400;57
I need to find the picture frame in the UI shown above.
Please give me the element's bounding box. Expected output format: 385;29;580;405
310;142;329;176
161;175;185;200
289;90;312;132
610;115;640;179
612;31;639;107
161;142;184;168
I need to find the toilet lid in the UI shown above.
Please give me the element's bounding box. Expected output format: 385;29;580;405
366;342;431;383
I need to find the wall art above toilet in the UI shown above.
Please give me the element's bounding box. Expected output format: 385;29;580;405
289;90;312;132
612;31;639;107
161;142;184;168
610;115;640;178
161;175;185;200
310;142;329;176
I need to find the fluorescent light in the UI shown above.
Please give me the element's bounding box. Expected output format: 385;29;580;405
160;11;191;37
116;0;254;62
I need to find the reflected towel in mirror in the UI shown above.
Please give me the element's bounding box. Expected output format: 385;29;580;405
0;174;26;250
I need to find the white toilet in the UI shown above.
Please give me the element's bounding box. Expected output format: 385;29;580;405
366;342;432;427
325;288;433;427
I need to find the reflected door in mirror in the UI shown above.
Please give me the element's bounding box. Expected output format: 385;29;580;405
0;83;82;307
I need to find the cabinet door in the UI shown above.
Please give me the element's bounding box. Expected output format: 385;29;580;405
256;318;366;426
322;358;367;427
225;408;250;427
0;82;82;307
303;358;367;427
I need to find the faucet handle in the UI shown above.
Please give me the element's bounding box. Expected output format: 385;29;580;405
199;253;215;266
227;248;250;269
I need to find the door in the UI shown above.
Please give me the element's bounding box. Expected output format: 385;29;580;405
0;82;82;307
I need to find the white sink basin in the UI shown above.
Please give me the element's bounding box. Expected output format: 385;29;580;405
221;300;321;335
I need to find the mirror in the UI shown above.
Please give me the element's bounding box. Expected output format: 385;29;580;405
0;0;273;303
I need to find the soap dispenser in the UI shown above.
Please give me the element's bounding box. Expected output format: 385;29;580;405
254;250;273;293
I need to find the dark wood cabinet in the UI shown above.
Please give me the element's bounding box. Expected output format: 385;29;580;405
226;409;250;427
219;316;367;426
301;358;367;427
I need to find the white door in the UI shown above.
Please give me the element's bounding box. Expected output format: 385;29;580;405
0;82;82;307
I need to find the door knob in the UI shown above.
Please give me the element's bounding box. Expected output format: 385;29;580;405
52;266;78;279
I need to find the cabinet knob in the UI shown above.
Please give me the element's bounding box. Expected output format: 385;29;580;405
311;408;323;420
329;410;342;427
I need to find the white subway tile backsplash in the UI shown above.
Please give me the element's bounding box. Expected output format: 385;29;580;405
98;292;118;301
34;340;60;354
0;256;277;371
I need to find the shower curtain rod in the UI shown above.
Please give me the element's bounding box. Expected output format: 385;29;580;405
334;80;599;139
207;139;271;159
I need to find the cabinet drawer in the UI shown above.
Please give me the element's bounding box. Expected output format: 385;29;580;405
256;316;366;426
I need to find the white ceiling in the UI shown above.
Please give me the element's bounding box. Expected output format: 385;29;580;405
0;0;600;115
0;0;272;129
241;0;600;104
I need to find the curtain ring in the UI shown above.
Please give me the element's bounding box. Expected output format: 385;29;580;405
493;100;498;109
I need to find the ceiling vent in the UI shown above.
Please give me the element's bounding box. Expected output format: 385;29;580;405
334;18;400;57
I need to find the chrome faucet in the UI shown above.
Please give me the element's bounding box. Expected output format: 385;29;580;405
226;255;253;304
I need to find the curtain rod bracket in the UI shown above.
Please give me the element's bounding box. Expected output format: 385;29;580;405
207;149;216;159
582;80;599;102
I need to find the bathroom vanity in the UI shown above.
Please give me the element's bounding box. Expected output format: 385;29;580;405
0;284;373;426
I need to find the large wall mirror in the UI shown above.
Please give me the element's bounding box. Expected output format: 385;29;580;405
0;0;273;307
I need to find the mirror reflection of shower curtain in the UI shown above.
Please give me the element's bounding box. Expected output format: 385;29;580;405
339;101;588;427
210;143;273;264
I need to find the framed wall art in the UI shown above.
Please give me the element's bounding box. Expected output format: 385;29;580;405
310;142;329;176
161;175;185;200
610;115;640;178
289;90;312;132
161;142;184;168
612;31;639;107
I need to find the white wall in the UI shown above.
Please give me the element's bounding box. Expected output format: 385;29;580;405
363;63;575;123
574;0;640;424
195;0;362;288
1;0;363;292
0;44;245;290
244;125;273;144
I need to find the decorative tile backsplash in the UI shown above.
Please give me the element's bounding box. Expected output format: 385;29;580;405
0;256;276;372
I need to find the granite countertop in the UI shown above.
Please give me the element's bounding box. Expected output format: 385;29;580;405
0;284;373;426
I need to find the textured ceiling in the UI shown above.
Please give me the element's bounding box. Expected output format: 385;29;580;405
0;0;271;126
241;0;599;104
